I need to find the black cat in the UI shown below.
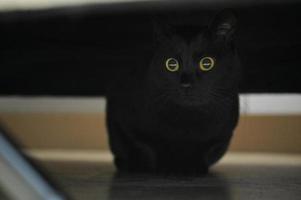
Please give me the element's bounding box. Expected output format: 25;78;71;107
106;10;241;174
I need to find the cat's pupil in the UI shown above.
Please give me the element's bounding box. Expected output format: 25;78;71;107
170;63;177;67
169;60;177;67
203;59;211;66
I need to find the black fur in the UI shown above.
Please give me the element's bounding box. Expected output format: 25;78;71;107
106;10;241;175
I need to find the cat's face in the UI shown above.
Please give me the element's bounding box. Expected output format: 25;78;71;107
148;10;241;108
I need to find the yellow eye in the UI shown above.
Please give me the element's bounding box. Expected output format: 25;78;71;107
199;57;215;71
165;58;180;72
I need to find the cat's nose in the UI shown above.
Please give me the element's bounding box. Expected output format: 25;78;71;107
180;72;193;88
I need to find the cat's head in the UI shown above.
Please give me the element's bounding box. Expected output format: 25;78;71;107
148;10;241;108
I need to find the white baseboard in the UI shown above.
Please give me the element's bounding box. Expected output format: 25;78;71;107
0;94;300;115
239;94;301;115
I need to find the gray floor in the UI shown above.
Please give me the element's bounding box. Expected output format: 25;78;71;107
31;160;301;200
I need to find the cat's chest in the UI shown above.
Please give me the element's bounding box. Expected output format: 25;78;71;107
137;103;224;141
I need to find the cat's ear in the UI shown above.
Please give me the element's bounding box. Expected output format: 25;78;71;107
151;16;174;44
209;9;237;41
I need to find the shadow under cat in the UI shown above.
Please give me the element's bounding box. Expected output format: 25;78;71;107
109;171;230;200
